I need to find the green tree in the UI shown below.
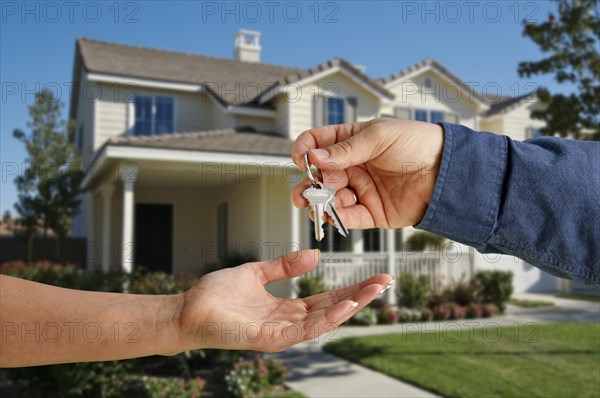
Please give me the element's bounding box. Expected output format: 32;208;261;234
518;0;600;139
12;90;83;261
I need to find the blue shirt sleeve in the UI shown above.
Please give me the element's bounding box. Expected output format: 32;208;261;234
416;122;600;286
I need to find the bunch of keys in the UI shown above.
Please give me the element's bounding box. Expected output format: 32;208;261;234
302;152;349;241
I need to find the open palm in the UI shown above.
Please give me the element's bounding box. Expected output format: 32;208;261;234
176;250;392;352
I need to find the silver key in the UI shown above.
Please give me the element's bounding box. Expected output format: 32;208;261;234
323;185;349;237
302;184;332;241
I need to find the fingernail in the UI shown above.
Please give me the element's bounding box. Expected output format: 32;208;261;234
315;249;321;261
351;301;358;308
312;149;329;159
387;279;395;286
380;288;387;294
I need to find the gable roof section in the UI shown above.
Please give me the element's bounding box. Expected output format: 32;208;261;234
482;92;538;117
71;37;393;116
105;128;293;157
380;58;489;106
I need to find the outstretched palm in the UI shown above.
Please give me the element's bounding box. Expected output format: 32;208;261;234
177;250;392;352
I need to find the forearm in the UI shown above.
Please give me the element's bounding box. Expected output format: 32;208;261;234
0;275;184;367
417;122;600;285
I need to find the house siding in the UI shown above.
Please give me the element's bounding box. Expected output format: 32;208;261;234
383;70;478;129
501;103;545;141
480;118;503;135
288;71;381;141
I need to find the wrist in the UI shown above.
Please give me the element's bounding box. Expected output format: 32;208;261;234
154;293;186;356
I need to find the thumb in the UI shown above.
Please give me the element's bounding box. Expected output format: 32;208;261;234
309;129;380;170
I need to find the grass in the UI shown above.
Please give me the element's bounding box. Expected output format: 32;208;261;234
324;323;600;398
508;298;555;308
261;390;306;398
556;293;600;303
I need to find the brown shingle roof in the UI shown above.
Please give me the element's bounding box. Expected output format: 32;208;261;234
482;92;537;117
107;128;293;157
76;38;393;106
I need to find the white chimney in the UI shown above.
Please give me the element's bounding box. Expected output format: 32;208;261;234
234;29;261;63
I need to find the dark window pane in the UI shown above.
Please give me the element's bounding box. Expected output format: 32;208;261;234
134;96;153;135
430;111;444;124
414;109;428;122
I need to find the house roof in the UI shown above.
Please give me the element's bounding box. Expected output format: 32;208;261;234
105;128;293;157
482;92;538;117
74;38;393;108
379;58;489;105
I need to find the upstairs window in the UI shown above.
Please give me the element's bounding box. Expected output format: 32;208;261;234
430;111;444;124
414;109;428;122
134;95;174;135
325;97;345;125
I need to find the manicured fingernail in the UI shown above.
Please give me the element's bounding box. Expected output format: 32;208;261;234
312;149;329;159
387;279;395;286
351;301;358;308
380;288;387;294
315;249;321;261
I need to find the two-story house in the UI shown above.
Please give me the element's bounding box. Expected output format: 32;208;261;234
71;30;557;296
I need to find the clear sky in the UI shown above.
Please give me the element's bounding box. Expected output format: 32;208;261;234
1;0;560;215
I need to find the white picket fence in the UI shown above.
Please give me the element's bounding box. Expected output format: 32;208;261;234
308;251;473;290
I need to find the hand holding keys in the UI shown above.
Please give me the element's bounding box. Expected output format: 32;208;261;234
302;152;349;241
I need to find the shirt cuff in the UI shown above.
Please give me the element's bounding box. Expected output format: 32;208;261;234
415;122;508;250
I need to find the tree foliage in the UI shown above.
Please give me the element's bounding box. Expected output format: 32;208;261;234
12;90;83;258
518;0;599;139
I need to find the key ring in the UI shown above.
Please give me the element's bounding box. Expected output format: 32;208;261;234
304;152;323;187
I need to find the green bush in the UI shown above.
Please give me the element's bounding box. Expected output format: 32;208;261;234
348;307;377;326
446;278;480;306
126;376;205;398
297;274;327;298
396;273;429;308
475;271;514;312
225;355;289;398
405;231;445;251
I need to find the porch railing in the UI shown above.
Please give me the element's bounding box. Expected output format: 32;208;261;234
307;251;473;291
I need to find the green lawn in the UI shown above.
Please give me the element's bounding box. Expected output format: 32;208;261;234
508;298;555;308
325;323;600;398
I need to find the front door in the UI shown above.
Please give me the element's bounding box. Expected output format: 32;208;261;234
135;203;173;273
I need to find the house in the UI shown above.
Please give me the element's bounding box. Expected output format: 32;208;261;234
70;30;562;296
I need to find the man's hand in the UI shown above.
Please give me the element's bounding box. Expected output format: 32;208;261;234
175;250;393;352
291;118;444;229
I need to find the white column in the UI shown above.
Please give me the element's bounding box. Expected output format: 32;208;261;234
386;229;397;305
100;184;114;272
122;181;134;273
351;230;363;254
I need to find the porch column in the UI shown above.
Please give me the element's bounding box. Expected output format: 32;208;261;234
121;163;138;274
386;229;397;305
100;184;114;272
290;198;300;299
351;230;363;254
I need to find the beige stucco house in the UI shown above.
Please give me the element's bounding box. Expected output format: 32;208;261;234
71;30;558;296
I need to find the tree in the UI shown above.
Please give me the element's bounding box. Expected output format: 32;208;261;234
518;0;599;139
12;89;83;261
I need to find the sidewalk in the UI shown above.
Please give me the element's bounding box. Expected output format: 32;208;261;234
271;293;599;398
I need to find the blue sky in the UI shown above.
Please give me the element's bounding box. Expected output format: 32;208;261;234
1;0;559;215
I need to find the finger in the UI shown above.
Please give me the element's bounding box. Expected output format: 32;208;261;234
291;121;374;170
303;274;394;310
301;283;383;339
248;249;320;285
331;204;376;230
291;178;313;209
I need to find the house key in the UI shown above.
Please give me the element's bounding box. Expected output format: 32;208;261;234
302;153;348;241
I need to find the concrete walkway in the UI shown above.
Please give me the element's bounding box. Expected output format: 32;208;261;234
270;293;599;398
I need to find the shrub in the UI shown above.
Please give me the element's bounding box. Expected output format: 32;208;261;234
419;307;433;322
447;303;467;320
427;290;449;309
447;278;480;306
225;355;289;398
349;307;377;326
376;303;398;324
396;273;429;308
482;303;499;318
127;376;205;398
475;271;514;312
432;304;451;321
398;308;422;323
297;274;327;298
466;303;483;319
405;231;445;251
